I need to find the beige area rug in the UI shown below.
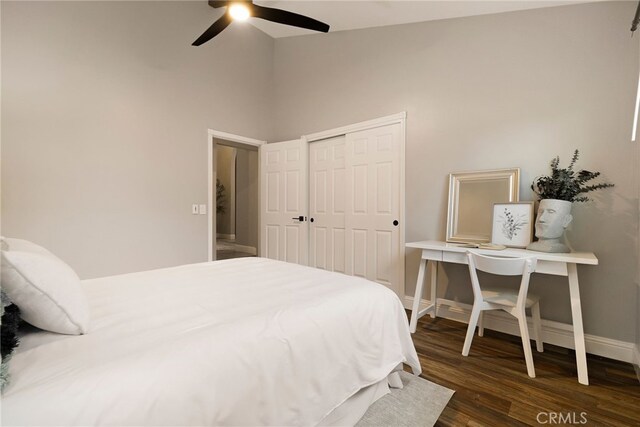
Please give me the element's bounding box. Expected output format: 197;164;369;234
356;371;454;427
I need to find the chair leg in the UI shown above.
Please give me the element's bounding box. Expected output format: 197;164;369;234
531;302;544;353
517;311;536;378
478;311;485;337
462;304;482;356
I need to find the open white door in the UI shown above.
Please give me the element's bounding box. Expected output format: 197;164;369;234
260;139;308;265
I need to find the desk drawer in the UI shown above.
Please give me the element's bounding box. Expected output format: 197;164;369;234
442;251;468;264
420;249;443;261
536;260;568;276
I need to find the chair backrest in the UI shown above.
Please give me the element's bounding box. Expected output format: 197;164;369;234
466;251;537;309
469;252;537;276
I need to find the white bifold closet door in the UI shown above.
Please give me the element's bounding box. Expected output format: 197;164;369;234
309;123;402;295
309;136;347;274
260;139;308;265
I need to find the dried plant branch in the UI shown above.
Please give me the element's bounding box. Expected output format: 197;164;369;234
531;150;614;203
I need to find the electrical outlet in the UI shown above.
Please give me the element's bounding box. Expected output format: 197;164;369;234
192;204;199;214
199;204;207;215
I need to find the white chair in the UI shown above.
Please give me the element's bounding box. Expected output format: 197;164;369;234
462;251;544;378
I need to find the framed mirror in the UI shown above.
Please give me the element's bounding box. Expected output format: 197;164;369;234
446;168;520;244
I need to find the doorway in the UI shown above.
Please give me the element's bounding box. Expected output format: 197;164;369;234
215;142;259;260
208;130;265;261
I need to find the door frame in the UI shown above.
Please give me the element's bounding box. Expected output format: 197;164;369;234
207;129;265;262
303;112;407;298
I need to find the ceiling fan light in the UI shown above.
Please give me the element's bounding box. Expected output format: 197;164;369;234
229;3;250;21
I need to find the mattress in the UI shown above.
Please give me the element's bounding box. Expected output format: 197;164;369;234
3;257;421;426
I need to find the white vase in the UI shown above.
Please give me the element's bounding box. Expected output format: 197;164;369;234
526;199;573;253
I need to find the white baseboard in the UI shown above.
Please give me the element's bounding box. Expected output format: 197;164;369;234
216;233;236;240
633;344;640;383
404;296;638;365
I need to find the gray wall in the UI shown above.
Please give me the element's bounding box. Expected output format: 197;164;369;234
1;1;274;278
235;148;259;249
272;2;639;342
2;1;639;343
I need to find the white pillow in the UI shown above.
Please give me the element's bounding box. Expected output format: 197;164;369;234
1;238;90;335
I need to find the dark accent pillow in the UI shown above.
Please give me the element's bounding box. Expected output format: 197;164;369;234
1;291;21;391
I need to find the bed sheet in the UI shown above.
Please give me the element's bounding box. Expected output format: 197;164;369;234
4;257;420;426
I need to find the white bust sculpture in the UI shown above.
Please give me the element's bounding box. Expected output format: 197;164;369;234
526;199;573;253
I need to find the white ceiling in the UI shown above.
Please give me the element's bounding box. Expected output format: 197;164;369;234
245;0;597;38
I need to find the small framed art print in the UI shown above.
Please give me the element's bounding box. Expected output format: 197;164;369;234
491;202;535;248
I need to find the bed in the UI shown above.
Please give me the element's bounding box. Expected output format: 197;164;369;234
2;257;421;426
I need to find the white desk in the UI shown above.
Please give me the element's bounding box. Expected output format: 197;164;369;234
407;240;598;385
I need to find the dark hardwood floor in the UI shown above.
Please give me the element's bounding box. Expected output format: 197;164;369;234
408;313;640;426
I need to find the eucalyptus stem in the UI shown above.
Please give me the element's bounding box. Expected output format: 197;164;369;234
531;150;614;203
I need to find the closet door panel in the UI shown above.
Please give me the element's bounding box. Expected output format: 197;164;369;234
332;229;346;273
313;227;328;269
309;136;346;271
260;139;308;265
333;169;346;214
375;230;393;285
308;122;403;296
265;225;279;259
345;124;402;295
376;162;393;214
285;225;301;264
352;164;368;214
351;229;368;278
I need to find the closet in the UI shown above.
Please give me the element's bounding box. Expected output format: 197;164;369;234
261;117;405;296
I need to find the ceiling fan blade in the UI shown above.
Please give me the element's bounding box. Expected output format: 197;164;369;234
192;13;233;46
251;4;329;33
208;1;229;8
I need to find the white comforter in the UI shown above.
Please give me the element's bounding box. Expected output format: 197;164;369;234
3;258;420;426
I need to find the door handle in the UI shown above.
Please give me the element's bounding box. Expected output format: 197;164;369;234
292;216;305;222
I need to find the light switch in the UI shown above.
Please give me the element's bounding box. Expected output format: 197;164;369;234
199;204;207;215
192;204;199;214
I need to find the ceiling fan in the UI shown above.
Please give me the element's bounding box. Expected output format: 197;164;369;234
192;1;330;46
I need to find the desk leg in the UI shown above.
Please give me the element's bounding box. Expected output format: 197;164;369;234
568;263;589;385
409;258;428;333
429;261;438;319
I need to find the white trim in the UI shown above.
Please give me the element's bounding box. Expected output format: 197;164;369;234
208;135;214;262
633;343;640;383
399;116;406;299
404;296;638;364
208;130;265;262
257;147;262;258
632;70;640;142
301;135;310;266
208;129;266;147
304;112;407;142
